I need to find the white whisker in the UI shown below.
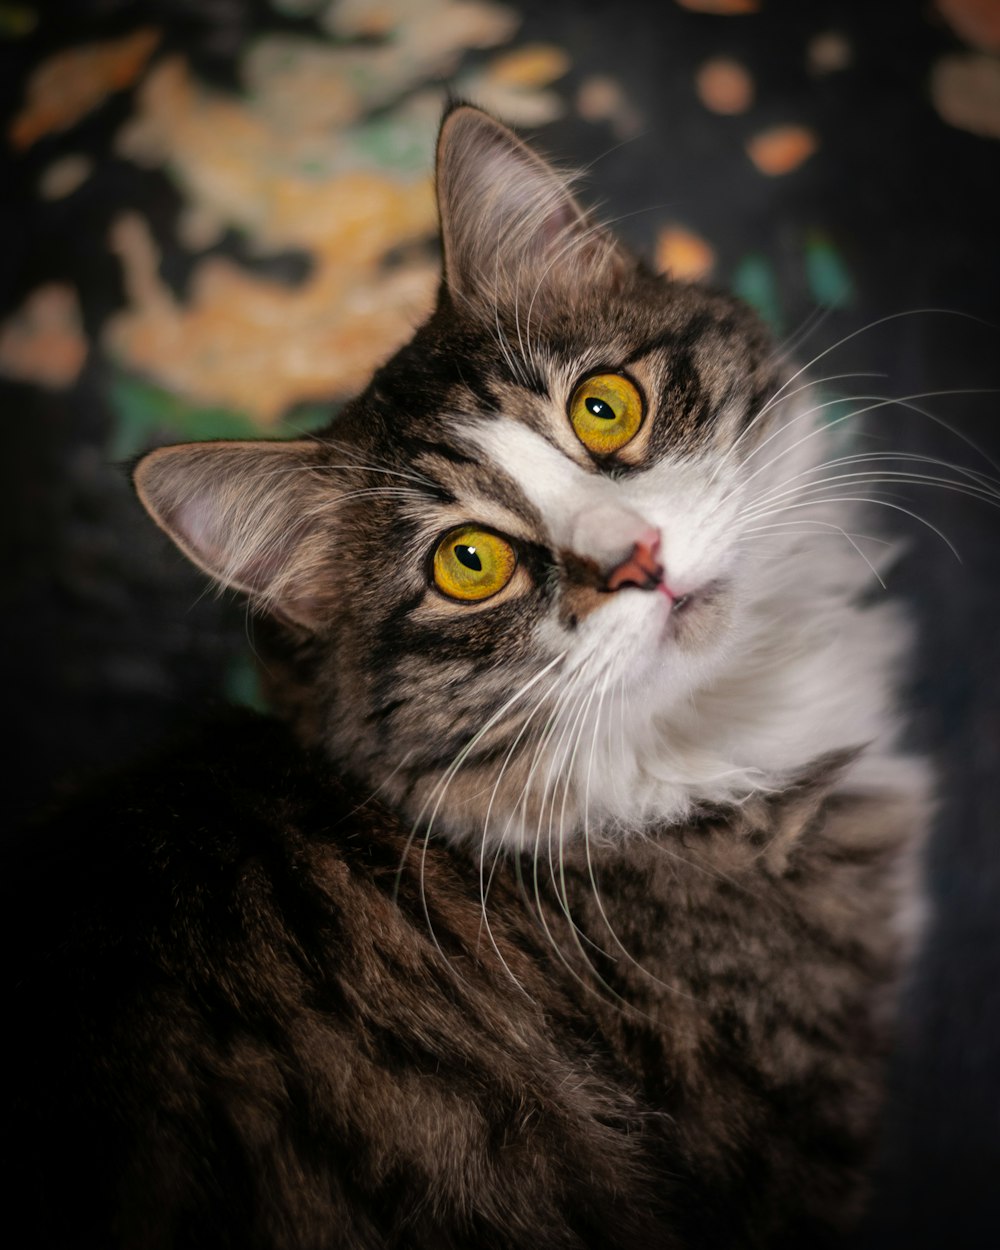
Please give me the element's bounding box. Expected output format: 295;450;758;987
744;495;962;560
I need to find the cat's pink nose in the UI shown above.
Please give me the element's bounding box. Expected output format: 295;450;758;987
604;532;663;593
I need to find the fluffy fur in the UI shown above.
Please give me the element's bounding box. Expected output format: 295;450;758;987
8;105;930;1248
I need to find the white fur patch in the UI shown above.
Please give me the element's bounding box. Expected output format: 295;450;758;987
458;401;916;848
467;419;648;557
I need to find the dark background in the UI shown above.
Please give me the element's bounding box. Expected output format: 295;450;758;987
3;1;998;1244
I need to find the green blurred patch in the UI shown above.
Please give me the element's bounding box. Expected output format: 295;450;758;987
805;233;853;309
351;115;434;174
733;235;853;333
224;651;270;713
108;371;332;459
732;253;783;332
0;3;37;38
813;390;865;437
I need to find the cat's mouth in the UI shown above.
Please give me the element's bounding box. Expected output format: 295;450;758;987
657;577;725;645
659;582;691;612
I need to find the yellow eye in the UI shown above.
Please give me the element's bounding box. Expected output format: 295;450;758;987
432;525;517;602
568;373;643;454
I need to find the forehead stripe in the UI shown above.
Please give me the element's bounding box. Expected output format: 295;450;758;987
465;419;601;525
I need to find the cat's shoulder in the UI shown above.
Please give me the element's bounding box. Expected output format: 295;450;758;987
20;709;372;851
6;711;406;976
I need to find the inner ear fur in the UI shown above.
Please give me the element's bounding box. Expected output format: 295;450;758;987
435;103;630;313
134;439;335;632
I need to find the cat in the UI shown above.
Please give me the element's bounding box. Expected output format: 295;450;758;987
7;104;930;1249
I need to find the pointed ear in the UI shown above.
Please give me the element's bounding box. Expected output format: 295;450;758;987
134;439;335;632
435;104;630;313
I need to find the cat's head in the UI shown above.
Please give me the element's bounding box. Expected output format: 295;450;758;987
136;105;894;846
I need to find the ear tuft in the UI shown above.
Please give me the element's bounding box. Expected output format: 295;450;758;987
134;439;334;632
435;105;629;313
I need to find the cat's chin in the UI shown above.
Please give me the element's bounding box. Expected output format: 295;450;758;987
594;579;735;718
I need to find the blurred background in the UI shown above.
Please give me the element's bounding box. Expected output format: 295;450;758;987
2;0;998;1243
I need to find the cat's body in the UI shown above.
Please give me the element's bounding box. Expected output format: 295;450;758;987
8;106;929;1247
11;713;919;1249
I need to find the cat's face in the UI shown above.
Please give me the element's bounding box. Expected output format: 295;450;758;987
137;106;885;846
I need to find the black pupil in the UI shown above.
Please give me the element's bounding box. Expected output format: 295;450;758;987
585;396;615;421
455;544;482;572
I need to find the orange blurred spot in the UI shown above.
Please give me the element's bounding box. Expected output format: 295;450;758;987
746;125;819;175
937;0;1000;53
38;154;93;200
105;206;439;424
0;284;87;388
932;53;1000;138
695;58;754;113
577;75;623;121
575;75;643;138
807;31;853;75
9;28;160;150
487;44;570;88
655;227;715;281
676;0;759;13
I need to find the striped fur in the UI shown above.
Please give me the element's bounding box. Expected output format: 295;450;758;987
57;104;936;1245
137;108;924;853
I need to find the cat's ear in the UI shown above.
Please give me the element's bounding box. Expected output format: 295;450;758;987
134;440;334;632
436;104;629;312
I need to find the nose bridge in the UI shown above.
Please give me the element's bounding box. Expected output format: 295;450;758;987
569;502;662;589
570;502;655;572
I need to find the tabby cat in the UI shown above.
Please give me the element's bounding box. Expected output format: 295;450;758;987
8;105;929;1249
